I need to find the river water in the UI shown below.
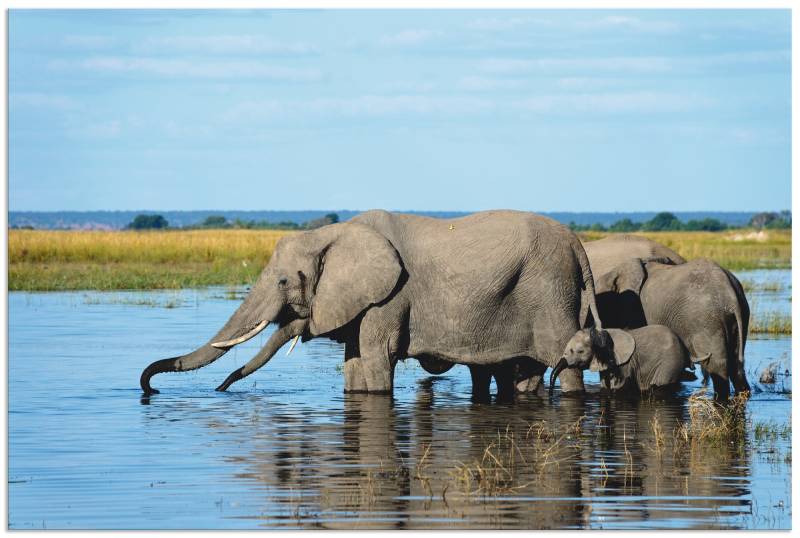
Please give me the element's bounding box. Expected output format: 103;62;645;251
8;270;791;529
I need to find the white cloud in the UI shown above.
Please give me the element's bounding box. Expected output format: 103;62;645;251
62;35;119;50
479;50;789;77
457;76;525;92
51;56;323;82
136;35;317;56
10;92;78;110
515;91;714;115
466;16;552;31
67;120;122;139
576;15;680;34
223;89;712;125
379;29;442;48
225;95;495;123
481;56;673;76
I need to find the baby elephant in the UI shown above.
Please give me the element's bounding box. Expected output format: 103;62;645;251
549;326;703;396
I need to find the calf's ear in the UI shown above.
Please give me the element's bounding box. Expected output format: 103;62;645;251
606;329;635;366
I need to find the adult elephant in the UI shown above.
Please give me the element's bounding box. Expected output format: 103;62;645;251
141;210;601;396
594;257;750;401
581;234;686;281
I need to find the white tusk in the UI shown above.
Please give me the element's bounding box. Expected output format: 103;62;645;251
286;335;300;356
211;320;268;349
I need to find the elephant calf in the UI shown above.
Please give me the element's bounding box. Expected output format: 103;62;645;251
550;326;701;396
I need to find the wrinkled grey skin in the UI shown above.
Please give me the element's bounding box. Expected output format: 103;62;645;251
592;258;750;401
581;235;686;282
141;210;602;396
550;326;701;396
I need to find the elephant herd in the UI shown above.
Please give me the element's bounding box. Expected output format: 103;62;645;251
141;210;750;402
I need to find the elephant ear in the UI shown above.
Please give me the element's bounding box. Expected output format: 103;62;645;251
606;328;636;366
595;258;647;295
310;223;402;336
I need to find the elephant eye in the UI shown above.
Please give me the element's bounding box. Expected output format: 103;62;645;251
278;277;288;287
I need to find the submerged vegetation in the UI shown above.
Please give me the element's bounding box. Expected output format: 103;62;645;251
8;226;791;291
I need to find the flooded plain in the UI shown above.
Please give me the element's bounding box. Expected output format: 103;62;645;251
8;270;791;529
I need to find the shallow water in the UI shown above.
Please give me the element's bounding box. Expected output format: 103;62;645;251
8;270;791;529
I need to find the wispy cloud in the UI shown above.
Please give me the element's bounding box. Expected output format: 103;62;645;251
10;92;78;110
466;16;553;31
575;15;680;34
226;95;496;123
480;49;789;76
136;35;318;56
51;56;323;82
457;76;525;92
62;34;119;50
223;89;714;126
379;29;442;48
515;91;714;115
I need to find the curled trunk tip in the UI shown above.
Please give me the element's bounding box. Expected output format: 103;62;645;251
549;358;569;395
140;357;179;395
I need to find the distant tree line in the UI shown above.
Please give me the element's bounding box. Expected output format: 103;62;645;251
122;212;341;230
568;211;791;233
22;210;785;232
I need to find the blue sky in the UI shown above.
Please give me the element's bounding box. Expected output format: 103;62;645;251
9;9;791;212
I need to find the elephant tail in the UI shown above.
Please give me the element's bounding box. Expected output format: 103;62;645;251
573;240;602;330
723;268;751;395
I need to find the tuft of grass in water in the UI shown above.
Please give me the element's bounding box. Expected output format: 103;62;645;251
9;229;292;291
580;229;791;271
749;311;792;335
753;421;791;441
673;390;749;448
740;279;787;293
82;293;184;308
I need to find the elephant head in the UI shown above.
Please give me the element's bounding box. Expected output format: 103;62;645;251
140;222;403;394
549;328;635;394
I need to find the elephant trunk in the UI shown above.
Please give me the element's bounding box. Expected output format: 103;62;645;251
216;318;307;392
549;357;569;396
140;288;283;395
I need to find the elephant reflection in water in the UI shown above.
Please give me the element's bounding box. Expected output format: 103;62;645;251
175;384;751;529
585;397;751;525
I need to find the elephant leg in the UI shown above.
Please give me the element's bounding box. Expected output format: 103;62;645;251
532;307;585;394
343;342;368;393
469;365;492;403
493;361;516;403
359;352;396;394
515;357;545;393
710;373;730;402
731;365;751;395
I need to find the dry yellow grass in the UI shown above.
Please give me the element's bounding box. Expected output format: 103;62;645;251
9;229;293;290
579;229;791;270
9;227;791;291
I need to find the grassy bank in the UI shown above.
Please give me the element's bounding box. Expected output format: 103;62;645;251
9;229;291;291
579;229;791;271
8;227;791;291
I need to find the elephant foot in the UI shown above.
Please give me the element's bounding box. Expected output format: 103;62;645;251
344;357;368;392
516;375;543;394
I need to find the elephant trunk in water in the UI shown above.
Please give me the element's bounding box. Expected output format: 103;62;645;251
549;358;569;396
215;318;307;392
140;290;282;395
